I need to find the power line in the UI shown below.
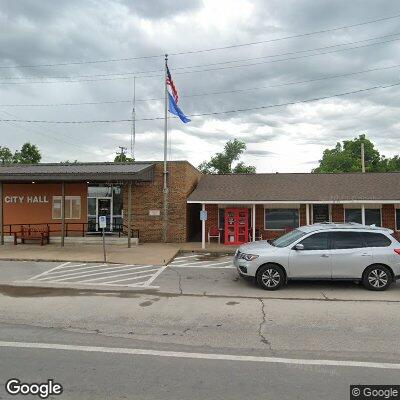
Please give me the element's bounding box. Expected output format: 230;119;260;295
169;13;400;56
0;110;98;155
1;35;399;86
1;81;399;123
172;36;400;76
1;31;399;84
2;63;400;107
1;12;400;70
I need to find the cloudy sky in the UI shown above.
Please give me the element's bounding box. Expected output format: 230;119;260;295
1;0;400;172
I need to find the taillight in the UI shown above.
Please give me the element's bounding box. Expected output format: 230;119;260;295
394;249;400;255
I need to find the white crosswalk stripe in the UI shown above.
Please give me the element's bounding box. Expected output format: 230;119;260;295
169;253;235;269
27;262;166;288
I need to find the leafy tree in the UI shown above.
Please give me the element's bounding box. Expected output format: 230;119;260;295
199;139;256;174
0;146;13;164
114;153;134;163
13;143;41;164
61;160;79;164
312;134;394;173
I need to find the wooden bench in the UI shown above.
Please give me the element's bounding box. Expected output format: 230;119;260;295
14;225;50;246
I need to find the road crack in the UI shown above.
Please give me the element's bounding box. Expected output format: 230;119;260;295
257;298;274;354
168;267;183;295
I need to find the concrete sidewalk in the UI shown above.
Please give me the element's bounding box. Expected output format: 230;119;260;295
0;242;180;265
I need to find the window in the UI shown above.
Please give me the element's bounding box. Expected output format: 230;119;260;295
271;229;306;247
345;209;362;224
365;209;381;226
299;232;329;250
330;231;363;249
362;232;391;247
265;209;299;230
345;208;381;226
218;208;225;229
397;209;400;231
219;208;252;229
52;196;81;219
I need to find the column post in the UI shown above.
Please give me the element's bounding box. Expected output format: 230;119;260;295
361;204;366;225
306;203;310;225
61;182;65;247
201;203;206;250
252;204;256;241
127;182;132;248
0;182;3;245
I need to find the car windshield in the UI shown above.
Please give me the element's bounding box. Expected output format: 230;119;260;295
271;229;307;247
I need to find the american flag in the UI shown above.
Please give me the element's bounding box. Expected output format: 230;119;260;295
166;65;178;104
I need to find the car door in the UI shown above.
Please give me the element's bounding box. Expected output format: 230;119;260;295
288;232;332;278
330;231;372;279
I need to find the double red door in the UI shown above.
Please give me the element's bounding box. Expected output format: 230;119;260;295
224;208;249;245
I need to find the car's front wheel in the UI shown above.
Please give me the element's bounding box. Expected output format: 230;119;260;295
256;264;285;290
362;265;392;291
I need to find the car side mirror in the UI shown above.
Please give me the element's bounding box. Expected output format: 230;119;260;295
294;243;304;250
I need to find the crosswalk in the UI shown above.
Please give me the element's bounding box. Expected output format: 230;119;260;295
27;262;167;288
168;253;235;269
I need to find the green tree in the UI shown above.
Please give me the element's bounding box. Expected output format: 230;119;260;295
199;139;256;174
0;146;13;164
312;134;390;173
114;153;134;163
13;143;41;164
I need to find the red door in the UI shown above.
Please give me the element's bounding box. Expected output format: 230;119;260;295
224;208;249;245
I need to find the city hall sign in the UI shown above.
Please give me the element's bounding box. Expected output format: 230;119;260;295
4;195;49;204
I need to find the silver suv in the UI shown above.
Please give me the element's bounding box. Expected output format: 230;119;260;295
233;223;400;291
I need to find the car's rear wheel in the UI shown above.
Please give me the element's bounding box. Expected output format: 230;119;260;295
256;264;285;291
362;265;392;291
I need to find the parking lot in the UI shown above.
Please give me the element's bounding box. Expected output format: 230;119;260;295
0;252;399;301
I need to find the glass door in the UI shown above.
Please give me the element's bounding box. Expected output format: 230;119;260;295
97;198;112;231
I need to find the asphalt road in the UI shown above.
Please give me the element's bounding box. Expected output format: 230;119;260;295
0;259;399;399
0;324;399;400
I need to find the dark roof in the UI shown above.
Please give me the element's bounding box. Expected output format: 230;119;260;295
0;162;154;182
187;172;400;202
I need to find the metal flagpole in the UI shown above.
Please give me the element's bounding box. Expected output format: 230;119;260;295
163;54;169;243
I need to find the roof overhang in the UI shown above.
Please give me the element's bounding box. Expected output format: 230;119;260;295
0;163;154;183
187;200;400;204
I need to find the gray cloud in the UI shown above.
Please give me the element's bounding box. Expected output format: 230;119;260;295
0;0;400;171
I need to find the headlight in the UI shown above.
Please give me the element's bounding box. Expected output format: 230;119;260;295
240;253;259;261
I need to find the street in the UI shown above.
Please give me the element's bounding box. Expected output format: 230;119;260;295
0;257;399;399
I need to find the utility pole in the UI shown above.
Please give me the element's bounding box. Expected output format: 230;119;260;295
361;142;365;173
162;54;169;243
131;76;136;160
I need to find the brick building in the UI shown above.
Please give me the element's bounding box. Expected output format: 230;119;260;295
0;161;201;244
187;172;400;247
2;163;400;247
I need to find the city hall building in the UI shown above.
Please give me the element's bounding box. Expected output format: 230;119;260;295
0;161;201;244
0;161;399;246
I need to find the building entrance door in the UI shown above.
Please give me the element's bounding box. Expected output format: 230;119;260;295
97;198;112;231
224;208;249;245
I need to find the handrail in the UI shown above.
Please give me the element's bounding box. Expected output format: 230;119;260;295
2;222;139;240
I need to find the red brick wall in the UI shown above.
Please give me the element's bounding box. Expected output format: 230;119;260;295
205;204;218;235
331;204;344;223
382;204;395;231
123;161;201;243
299;204;306;226
201;203;398;244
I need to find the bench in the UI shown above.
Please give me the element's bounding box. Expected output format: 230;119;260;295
14;225;50;246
